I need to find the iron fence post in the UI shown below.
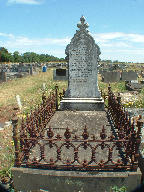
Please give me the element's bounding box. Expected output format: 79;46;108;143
137;119;143;139
42;92;46;105
55;84;59;110
63;88;65;96
117;93;121;104
12;109;21;167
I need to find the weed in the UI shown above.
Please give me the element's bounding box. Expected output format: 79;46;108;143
110;186;127;192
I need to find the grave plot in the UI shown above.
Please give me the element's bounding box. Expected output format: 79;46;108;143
26;111;120;170
11;85;142;171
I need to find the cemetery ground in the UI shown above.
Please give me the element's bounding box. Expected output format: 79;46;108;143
0;68;67;190
0;68;144;191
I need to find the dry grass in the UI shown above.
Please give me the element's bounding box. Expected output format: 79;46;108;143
0;124;14;179
0;69;67;119
0;69;67;183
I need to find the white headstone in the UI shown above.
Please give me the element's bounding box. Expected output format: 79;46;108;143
131;80;138;83
16;95;22;110
43;83;46;91
60;16;104;111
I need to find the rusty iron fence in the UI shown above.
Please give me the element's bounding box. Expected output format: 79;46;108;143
12;85;65;166
12;85;143;171
107;85;143;170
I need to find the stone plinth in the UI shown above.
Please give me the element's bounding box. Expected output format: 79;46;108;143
60;97;104;111
11;167;142;192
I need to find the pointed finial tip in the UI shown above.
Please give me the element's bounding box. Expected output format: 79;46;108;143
80;15;85;23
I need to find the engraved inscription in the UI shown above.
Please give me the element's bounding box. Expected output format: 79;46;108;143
65;16;101;98
69;44;92;82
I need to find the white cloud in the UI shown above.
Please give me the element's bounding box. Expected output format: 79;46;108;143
100;42;131;48
92;32;144;62
1;31;144;62
93;32;125;41
0;33;14;38
8;0;42;5
2;35;70;48
126;33;144;42
93;32;144;44
0;33;70;58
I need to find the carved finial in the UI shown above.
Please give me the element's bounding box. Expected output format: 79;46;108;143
80;15;85;24
77;16;89;31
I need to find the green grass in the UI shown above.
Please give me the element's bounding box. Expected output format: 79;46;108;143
0;69;67;118
99;81;126;95
110;186;127;192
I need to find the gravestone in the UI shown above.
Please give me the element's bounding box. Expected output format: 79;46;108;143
103;71;120;83
53;69;68;81
0;71;7;82
30;65;33;75
60;16;104;111
121;71;138;81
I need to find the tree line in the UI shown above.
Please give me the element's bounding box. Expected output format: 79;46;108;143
0;47;65;63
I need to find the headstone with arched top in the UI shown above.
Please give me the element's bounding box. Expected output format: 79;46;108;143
60;16;104;111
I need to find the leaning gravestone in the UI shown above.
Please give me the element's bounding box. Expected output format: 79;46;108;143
29;65;33;75
60;16;104;111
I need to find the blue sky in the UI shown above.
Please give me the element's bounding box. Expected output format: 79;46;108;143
0;0;144;62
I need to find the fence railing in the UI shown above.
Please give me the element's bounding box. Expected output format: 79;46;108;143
12;85;143;171
107;84;143;167
12;86;63;166
12;124;142;171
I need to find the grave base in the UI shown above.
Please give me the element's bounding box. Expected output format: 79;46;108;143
60;97;104;111
11;167;142;192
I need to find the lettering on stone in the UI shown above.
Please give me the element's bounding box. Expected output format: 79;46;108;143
65;16;101;98
69;44;93;82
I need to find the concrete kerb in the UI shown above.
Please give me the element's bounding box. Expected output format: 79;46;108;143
11;167;142;192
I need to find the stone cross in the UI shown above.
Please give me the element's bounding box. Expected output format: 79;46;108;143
60;16;104;111
77;16;89;31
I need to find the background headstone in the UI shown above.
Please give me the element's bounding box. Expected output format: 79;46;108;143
1;71;7;82
30;65;33;75
53;69;68;81
103;71;120;83
121;71;138;81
